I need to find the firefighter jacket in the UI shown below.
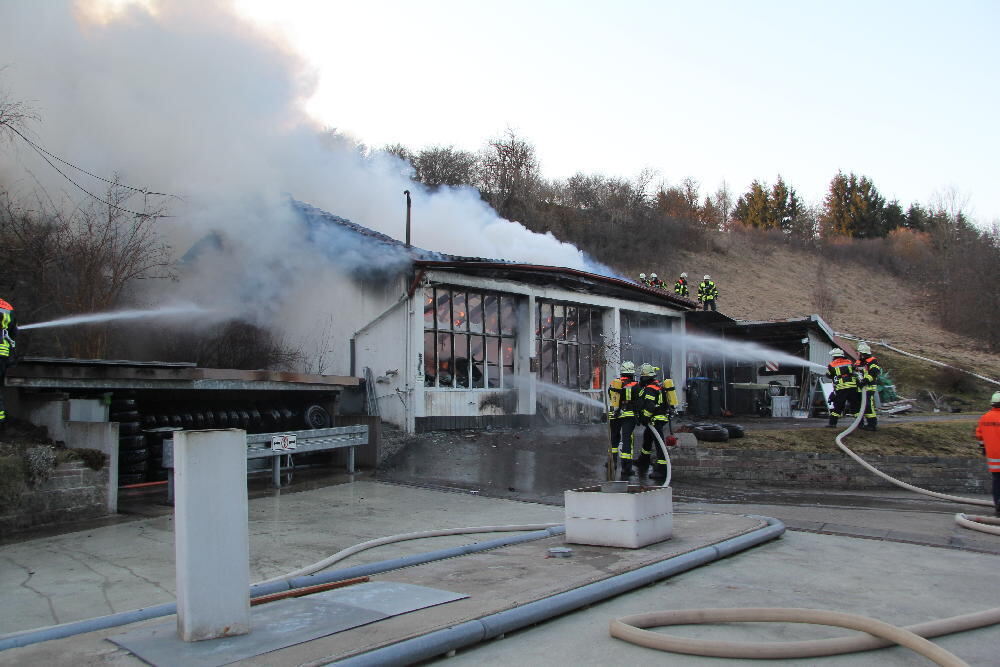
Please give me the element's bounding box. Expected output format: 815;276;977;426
854;355;881;386
976;407;1000;473
639;380;670;423
673;278;689;297
0;299;15;359
697;280;718;302
827;357;857;390
608;375;640;418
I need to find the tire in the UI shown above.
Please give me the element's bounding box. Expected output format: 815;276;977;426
121;460;149;474
304;404;332;429
118;473;145;486
719;423;745;438
110;410;140;422
119;435;147;451
120;448;148;463
118;421;141;435
692;425;730;442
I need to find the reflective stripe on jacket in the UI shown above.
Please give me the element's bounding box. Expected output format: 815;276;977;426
673;279;689;296
827;358;857;390
854;355;881;383
976;408;1000;472
640;381;669;422
0;309;14;358
697;280;718;302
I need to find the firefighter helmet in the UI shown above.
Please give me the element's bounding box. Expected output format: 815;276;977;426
638;273;646;280
830;348;845;358
992;391;1000;405
704;274;711;280
639;363;657;377
620;361;636;375
680;272;687;278
650;273;657;279
857;342;871;354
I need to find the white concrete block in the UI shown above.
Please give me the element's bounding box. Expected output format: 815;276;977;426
564;485;673;548
174;429;250;641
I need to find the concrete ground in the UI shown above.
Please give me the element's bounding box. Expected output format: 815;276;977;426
3;413;1000;666
1;471;998;666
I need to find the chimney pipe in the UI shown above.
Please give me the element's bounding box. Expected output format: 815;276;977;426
404;190;412;247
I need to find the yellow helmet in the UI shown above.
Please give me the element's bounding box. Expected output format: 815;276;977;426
857;342;871;354
620;361;636;375
639;363;657;377
830;348;845;358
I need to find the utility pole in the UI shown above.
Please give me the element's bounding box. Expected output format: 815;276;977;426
404;190;412;248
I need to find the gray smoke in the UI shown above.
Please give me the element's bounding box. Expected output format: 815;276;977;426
0;0;613;346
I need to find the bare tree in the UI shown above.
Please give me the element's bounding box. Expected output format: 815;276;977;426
477;129;540;220
414;145;478;189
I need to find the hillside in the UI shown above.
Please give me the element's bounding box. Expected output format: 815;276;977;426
629;232;1000;384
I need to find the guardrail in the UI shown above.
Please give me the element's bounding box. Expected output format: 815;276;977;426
163;425;369;500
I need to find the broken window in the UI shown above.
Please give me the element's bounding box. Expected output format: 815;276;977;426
536;300;604;391
423;286;517;389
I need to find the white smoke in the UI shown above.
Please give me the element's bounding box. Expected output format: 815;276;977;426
0;0;611;323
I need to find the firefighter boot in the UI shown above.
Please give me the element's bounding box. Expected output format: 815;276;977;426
863;418;878;432
826;417;838;428
619;462;633;480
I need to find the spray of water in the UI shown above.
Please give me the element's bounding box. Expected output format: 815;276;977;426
21;305;217;330
534;381;607;409
635;330;827;373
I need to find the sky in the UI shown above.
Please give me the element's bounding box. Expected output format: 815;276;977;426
235;0;1000;223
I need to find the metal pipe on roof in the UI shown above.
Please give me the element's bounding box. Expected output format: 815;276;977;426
404;190;412;247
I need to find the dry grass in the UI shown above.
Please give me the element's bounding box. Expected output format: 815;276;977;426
707;420;981;457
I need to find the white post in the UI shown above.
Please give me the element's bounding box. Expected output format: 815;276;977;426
174;429;251;641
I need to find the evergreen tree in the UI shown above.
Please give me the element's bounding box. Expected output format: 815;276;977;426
820;171;889;238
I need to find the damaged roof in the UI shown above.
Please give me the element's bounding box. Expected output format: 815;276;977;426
294;199;698;310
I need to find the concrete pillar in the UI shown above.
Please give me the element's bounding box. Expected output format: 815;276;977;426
66;421;119;513
174;429;250;642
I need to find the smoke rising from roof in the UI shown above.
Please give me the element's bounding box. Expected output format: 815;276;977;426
0;1;613;338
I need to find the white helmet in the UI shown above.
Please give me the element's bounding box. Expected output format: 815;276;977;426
857;342;871;354
992;391;1000;405
704;274;711;280
680;272;687;278
638;273;646;279
620;361;636;375
830;348;845;358
650;273;657;279
639;363;657;377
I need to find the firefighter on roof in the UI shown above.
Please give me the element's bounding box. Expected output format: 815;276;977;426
674;272;689;297
698;275;719;311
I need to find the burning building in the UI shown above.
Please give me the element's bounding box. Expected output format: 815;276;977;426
292;202;698;433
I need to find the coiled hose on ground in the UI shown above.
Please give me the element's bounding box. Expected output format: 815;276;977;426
610;388;1000;664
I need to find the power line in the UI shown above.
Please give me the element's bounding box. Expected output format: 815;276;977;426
0;120;176;218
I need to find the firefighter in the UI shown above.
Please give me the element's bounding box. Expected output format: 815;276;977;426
638;363;677;481
608;361;639;475
609;361;641;479
854;342;882;431
697;274;719;311
0;298;17;430
975;391;1000;517
649;273;664;290
826;348;859;428
638;273;650;287
674;272;689;297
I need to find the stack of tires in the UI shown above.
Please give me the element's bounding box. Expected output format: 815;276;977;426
112;396;148;486
689;422;745;443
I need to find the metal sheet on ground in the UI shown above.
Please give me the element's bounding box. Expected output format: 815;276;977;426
108;582;467;667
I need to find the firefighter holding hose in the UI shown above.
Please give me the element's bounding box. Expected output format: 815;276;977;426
854;342;882;431
975;391;1000;517
638;363;678;482
826;348;859;428
0;298;17;431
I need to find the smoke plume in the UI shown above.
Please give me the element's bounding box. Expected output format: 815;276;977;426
0;0;612;360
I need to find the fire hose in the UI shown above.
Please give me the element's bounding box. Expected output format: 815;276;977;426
610;388;1000;663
